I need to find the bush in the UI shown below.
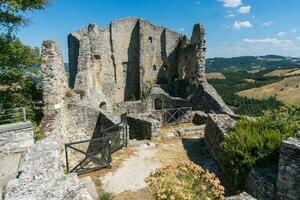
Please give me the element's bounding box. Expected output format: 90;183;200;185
221;106;300;188
146;161;225;200
99;192;114;200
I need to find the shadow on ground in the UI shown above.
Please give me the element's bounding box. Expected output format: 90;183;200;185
182;137;236;195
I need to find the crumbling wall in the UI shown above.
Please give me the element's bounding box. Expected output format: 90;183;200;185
277;134;300;200
204;114;236;163
111;18;140;102
0;122;34;194
2;113;98;200
41;40;68;118
127;114;160;140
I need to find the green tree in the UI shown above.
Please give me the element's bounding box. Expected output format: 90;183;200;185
0;0;48;137
0;0;48;33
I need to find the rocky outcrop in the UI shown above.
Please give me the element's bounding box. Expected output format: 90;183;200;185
228;192;256;200
277;133;300;200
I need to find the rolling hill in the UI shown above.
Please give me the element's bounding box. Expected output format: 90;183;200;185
238;76;300;105
206;55;300;72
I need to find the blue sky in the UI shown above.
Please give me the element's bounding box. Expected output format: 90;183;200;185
18;0;300;60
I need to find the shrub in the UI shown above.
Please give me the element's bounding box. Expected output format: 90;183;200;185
221;106;300;188
33;125;43;142
99;192;114;200
146;161;225;200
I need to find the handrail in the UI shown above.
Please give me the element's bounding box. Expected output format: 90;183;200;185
0;107;27;125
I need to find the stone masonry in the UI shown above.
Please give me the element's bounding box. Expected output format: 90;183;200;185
0;122;34;195
277;133;300;200
39;17;234;144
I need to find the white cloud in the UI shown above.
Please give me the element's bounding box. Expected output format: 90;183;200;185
239;6;251;14
226;14;235;17
243;38;292;46
206;38;300;58
195;1;200;4
277;32;285;36
233;21;253;30
219;0;242;8
297;36;300;40
291;29;297;33
262;21;273;27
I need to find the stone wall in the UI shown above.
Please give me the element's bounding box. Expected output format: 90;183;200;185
127;114;160;140
0;122;34;194
277;133;300;200
2;112;97;200
41;40;68;118
204;114;236;162
245;167;277;200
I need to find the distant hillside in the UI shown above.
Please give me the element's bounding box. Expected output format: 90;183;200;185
206;55;300;72
238;76;300;105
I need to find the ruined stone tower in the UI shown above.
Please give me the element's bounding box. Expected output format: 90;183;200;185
41;17;234;143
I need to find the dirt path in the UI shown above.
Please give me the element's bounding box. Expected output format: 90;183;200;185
101;142;160;194
83;124;223;199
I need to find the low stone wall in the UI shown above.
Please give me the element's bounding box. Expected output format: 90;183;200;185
277;133;300;200
2;114;98;200
204;114;236;162
3;135;97;200
192;111;208;125
245;167;277;200
127;114;160;140
0;122;34;195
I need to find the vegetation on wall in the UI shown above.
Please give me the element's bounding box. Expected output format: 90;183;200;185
221;106;300;188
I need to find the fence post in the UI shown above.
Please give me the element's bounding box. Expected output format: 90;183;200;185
65;144;69;173
22;107;26;122
108;139;112;168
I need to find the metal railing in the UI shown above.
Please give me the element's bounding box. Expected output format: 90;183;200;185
65;136;112;174
101;121;128;153
64;113;128;174
0;107;27;125
160;107;193;125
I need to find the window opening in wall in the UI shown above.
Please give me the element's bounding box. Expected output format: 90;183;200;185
154;98;163;110
163;65;168;72
153;65;157;71
122;62;128;72
100;102;107;109
148;37;153;43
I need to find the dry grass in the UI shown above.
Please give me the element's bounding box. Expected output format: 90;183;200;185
159;122;196;134
286;69;300;76
264;68;297;77
117;188;154;200
206;72;226;80
238;75;300;105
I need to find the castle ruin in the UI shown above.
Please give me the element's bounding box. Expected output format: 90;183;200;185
41;17;234;144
